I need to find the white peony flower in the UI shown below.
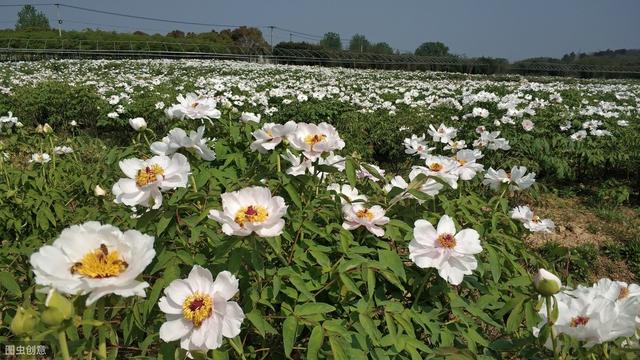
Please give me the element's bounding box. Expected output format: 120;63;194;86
409;215;482;285
151;126;216;161
510;205;555;233
112;154;190;209
54;146;74;155
281;149;314;176
94;185;107;197
570;130;588;141
29;221;155;305
158;266;244;352
410;155;460;189
403;134;434;157
521;119;535;131
129;117;147;131
165;93;221;120
341;203;389;237
327;183;367;204
240;112;261;123
356;163;385;182
427;123;457;143
208;186;287;237
250;121;297;154
483;166;535;191
29;152;51;164
452;149;484;181
287;122;345;161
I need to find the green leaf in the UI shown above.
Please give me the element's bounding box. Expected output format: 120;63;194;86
282;316;298;358
284;183;303;209
329;335;348;360
378;249;406;281
345;158;357;187
307;325;324;360
506;298;525;333
0;271;21;297
246;310;277;338
294;303;336;317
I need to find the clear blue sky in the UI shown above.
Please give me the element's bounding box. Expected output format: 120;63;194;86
1;0;639;61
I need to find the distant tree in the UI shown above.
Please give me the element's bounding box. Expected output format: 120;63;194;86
221;26;269;49
133;31;148;36
414;41;449;57
15;5;50;31
349;34;370;52
167;30;185;38
320;32;342;50
370;42;393;55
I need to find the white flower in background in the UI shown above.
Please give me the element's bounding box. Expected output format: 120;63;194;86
94;185;107;197
158;266;244;351
0;112;18;128
559;121;572;131
443;140;466;152
521;119;535;131
483;166;536;191
453;149;484;181
341;203;389;237
281;149;314;176
383;174;443;201
472;107;489;118
240;112;261;123
29;221;155;305
129;117;147;131
510;205;555;233
107;112;119;119
108;95;120;105
409;215;482;285
208;186;287;237
250;121;297;154
29;152;51;164
54;146;74;155
428;123;457;143
155;101;165;110
151;126;216;161
475;126;486;134
410;155;459;188
327;184;367;204
617;120;629;127
165;93;221;120
403;134;434;157
570;130;588;141
357;163;385;182
317;152;345;172
287;122;345;160
112;154;190;209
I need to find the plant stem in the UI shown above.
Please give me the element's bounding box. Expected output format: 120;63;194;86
545;295;559;360
57;330;71;360
229;337;247;360
412;272;430;307
97;299;107;360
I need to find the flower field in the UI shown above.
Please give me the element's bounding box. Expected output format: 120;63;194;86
1;59;639;359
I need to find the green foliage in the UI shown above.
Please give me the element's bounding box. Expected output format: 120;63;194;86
11;81;107;130
15;5;50;31
349;34;370;53
320;32;342;51
414;42;450;57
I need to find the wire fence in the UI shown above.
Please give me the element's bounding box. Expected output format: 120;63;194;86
1;38;639;78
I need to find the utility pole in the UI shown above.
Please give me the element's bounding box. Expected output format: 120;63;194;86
289;33;292;42
268;26;274;48
55;4;62;37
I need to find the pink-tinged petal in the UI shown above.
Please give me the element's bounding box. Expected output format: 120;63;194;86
454;229;482;255
413;219;437;246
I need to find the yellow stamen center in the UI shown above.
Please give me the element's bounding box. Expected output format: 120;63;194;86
356;208;374;221
304;133;327;149
70;244;128;279
235;205;269;226
182;292;213;327
429;163;443;172
618;287;630;300
191;102;199;108
570;316;589;327
135;164;165;187
437;233;456;249
457;159;467;165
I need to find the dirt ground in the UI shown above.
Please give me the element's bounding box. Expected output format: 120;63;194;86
522;193;640;283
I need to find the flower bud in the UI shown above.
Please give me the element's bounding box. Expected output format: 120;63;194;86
94;185;107;197
41;307;65;326
43;123;53;134
45;289;74;320
534;268;562;296
10;307;37;336
129;117;147;131
35;124;44;133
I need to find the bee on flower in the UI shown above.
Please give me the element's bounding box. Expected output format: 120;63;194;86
29;221;155;305
287;122;345;161
112;153;190;209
